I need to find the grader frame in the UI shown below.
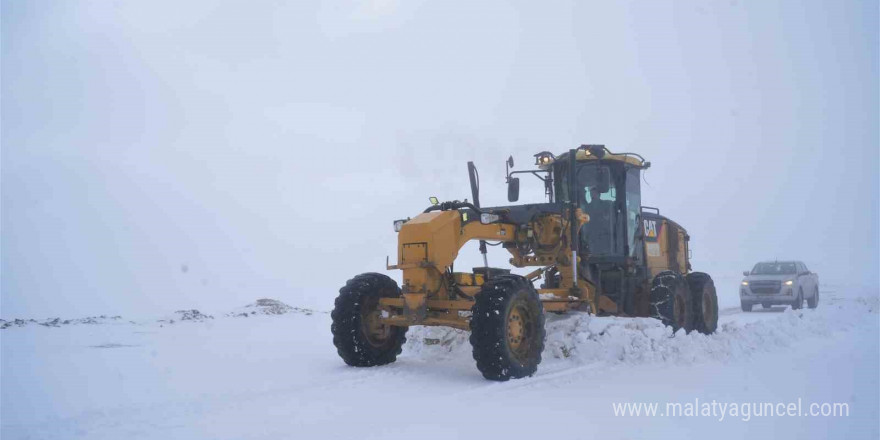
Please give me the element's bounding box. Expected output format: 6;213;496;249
331;144;718;380
381;209;589;330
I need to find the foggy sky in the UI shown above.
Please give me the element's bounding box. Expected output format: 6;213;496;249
2;0;878;318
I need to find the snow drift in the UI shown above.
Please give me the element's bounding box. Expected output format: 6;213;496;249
226;298;319;317
1;291;877;440
404;294;878;368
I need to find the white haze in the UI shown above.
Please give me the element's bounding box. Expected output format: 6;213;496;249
2;0;877;318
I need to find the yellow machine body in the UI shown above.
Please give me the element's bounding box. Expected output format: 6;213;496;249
377;148;693;330
331;145;718;381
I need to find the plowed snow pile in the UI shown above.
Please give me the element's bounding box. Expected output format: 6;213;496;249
404;295;878;367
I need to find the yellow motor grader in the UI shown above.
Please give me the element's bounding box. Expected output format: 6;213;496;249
331;145;718;380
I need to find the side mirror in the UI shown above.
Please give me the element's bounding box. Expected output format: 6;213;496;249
467;161;481;209
507;177;520;202
507;155;514;168
742;271;750;276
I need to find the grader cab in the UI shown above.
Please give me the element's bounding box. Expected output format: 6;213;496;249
331;144;718;380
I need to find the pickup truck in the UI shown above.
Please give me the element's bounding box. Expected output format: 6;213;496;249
740;261;819;311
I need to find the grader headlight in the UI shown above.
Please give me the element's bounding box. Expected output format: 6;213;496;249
533;151;555;166
393;219;407;232
480;213;500;224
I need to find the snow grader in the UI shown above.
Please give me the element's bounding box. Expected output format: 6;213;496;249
331;145;718;380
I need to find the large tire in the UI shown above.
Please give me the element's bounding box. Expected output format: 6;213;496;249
470;275;546;381
807;287;819;309
792;288;804;310
741;302;752;312
650;271;694;333
331;273;407;367
686;272;718;334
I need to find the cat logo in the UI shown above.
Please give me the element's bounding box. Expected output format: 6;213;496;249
644;219;658;241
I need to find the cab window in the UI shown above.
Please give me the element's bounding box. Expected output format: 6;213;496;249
584;186;616;203
576;164;622;257
625;167;641;258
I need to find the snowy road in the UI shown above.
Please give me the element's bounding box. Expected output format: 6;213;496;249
2;290;878;440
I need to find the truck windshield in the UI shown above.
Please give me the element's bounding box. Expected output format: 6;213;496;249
751;262;796;275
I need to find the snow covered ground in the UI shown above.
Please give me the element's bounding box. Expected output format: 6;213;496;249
2;289;878;440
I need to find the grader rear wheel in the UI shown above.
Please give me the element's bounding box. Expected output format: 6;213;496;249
650;271;694;333
331;273;407;367
470;275;545;381
687;272;718;334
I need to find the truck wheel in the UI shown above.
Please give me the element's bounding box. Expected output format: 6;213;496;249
686;272;718;334
792;288;804;310
650;271;694;333
741;302;752;312
470;275;545;381
807;287;819;309
331;273;407;367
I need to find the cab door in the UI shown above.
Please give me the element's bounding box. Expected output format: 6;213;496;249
575;163;627;260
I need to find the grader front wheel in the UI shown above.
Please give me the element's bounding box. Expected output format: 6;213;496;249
469;275;546;381
331;273;408;367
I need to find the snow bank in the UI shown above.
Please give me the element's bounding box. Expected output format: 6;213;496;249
157;309;215;323
1;299;325;329
0;315;126;329
226;298;319;317
404;294;879;368
4;292;875;373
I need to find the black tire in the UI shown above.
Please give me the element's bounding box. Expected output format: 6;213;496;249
741;302;752;312
470;275;545;381
331;273;407;367
650;271;694;332
807;287;819;309
792;288;804;310
686;272;718;334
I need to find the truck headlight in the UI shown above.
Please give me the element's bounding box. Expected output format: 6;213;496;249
741;281;748;286
393;219;407;232
784;280;794;286
480;213;500;224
